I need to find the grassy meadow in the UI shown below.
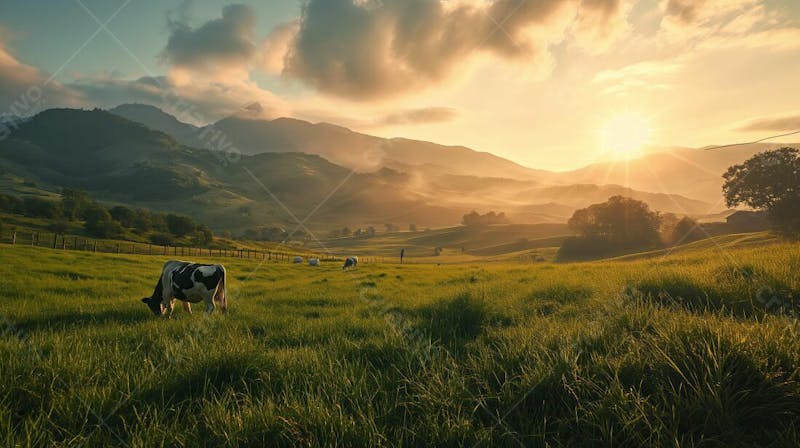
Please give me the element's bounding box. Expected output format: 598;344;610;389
1;239;799;447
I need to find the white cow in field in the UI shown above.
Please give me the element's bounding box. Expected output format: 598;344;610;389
141;260;227;318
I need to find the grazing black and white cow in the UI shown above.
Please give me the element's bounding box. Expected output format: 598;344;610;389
342;256;358;270
141;260;227;318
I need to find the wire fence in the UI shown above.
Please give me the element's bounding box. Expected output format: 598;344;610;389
0;230;391;265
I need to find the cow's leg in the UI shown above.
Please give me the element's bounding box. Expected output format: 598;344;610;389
165;299;176;319
182;301;192;315
205;297;216;314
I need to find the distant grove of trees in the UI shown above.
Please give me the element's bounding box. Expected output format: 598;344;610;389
0;189;213;245
559;196;662;260
462;211;510;227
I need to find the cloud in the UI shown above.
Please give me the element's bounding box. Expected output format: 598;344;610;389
591;59;682;94
736;114;800;133
161;4;257;80
660;0;761;27
260;21;299;75
572;0;633;51
377;107;458;126
69;74;287;124
0;39;81;118
281;0;629;100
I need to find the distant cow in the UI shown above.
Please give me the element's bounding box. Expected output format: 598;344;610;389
141;260;227;318
342;256;358;270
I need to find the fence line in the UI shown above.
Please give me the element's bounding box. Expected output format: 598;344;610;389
0;230;390;265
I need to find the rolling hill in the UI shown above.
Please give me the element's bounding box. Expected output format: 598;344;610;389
111;103;548;180
0;107;742;237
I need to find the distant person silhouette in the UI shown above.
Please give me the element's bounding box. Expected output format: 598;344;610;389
400;248;405;264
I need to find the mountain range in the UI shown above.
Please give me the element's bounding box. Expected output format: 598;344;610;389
0;104;786;233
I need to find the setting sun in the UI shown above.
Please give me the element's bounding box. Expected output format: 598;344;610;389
599;113;651;158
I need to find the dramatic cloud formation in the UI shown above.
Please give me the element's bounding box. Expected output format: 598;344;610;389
162;4;258;80
736;114;800;132
281;0;629;100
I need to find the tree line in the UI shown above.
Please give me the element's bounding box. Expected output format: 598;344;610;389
559;148;800;260
0;189;213;246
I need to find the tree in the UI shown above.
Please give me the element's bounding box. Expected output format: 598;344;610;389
559;196;661;260
109;206;136;228
723;147;800;235
132;208;153;233
567;196;661;246
668;217;704;246
341;226;352;237
60;189;91;220
0;193;23;214
84;205;123;238
195;224;214;245
462;211;510;227
165;214;195;237
23;197;62;219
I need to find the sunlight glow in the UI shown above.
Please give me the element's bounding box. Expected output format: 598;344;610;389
599;113;651;159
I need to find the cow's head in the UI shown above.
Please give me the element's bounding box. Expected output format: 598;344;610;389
141;297;165;316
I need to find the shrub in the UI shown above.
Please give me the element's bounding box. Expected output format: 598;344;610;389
47;221;69;235
557;235;615;260
150;232;176;246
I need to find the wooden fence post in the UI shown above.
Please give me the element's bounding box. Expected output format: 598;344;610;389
61;235;66;250
10;231;16;245
93;241;98;252
116;243;120;254
52;233;58;249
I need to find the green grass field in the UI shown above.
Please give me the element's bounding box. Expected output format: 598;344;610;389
1;239;799;447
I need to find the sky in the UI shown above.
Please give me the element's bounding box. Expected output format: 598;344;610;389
1;0;799;171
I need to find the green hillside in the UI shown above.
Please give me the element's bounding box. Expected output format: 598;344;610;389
0;109;466;231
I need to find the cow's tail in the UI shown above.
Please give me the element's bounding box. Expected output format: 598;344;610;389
215;265;227;313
